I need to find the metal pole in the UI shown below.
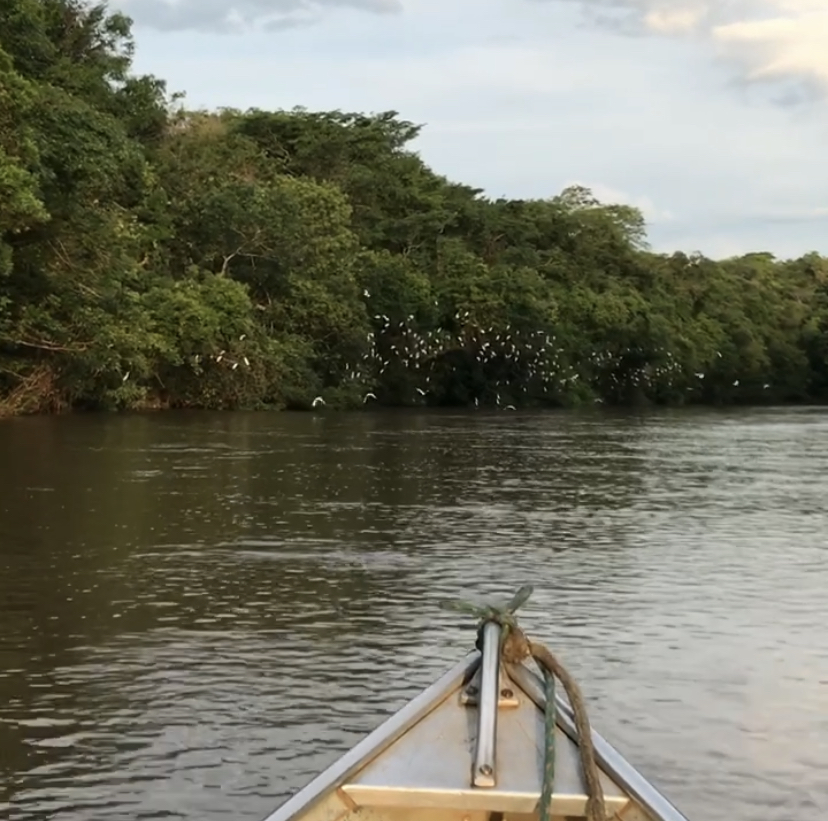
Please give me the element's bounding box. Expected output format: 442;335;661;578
472;621;501;787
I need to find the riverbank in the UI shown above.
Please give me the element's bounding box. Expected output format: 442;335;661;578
2;3;827;417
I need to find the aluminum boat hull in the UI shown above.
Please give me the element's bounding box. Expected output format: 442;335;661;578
265;649;689;821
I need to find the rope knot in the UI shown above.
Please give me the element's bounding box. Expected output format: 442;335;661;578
501;622;531;664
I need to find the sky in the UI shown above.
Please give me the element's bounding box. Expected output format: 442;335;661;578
114;0;828;260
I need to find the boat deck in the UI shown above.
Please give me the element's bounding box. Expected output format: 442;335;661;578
265;653;668;821
345;667;628;817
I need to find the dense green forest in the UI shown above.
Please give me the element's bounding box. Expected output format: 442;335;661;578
1;0;826;416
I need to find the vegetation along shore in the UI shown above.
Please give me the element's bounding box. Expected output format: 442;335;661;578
1;1;827;417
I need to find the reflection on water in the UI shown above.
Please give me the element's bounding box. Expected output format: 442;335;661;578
1;408;827;820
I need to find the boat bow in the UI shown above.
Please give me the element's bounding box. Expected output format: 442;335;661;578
264;638;690;821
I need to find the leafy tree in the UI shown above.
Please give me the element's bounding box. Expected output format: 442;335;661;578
1;0;826;415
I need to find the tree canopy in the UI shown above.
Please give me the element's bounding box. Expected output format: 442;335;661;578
1;0;826;416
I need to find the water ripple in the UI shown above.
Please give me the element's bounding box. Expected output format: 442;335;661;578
0;408;826;820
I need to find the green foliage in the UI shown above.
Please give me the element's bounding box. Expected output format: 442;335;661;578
1;0;826;416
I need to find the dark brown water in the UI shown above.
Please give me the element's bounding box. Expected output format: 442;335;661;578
1;408;827;821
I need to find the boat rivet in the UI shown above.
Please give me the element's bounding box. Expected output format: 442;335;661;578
479;764;493;776
500;688;513;698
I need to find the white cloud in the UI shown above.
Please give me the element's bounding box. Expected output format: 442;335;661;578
713;8;828;88
644;6;707;34
121;0;828;95
539;0;828;93
116;0;401;32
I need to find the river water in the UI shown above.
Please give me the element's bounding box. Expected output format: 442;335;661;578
1;408;826;821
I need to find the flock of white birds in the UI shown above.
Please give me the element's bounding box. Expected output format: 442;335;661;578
201;307;765;408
